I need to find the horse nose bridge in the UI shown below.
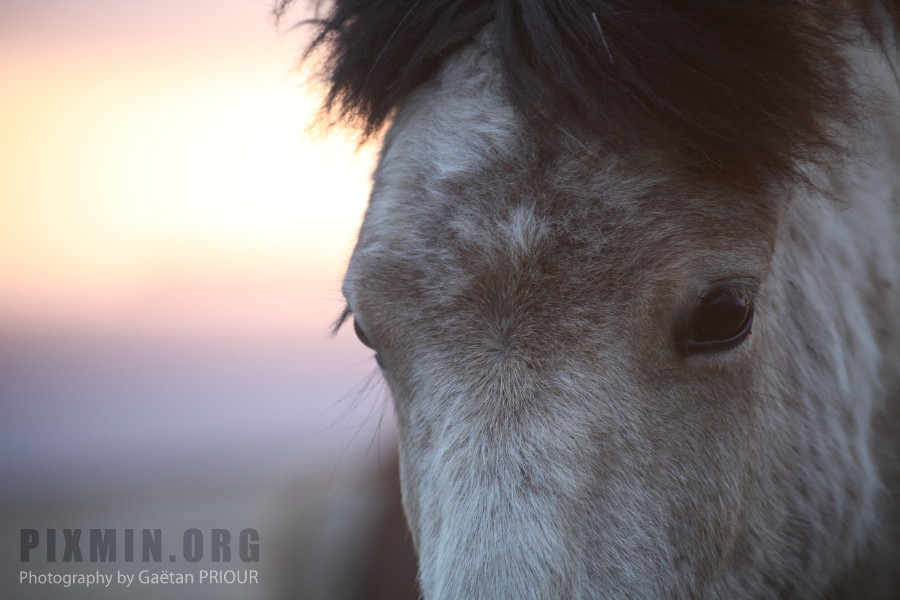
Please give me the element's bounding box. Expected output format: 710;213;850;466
405;323;632;598
415;431;587;600
414;388;599;530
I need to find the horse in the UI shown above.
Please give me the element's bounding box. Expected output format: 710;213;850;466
285;1;900;597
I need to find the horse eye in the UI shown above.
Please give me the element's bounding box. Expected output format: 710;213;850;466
353;319;375;349
353;320;385;368
681;287;754;354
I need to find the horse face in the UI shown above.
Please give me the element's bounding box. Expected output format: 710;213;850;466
341;39;888;599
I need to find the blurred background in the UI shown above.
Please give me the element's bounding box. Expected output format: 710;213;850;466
1;1;408;598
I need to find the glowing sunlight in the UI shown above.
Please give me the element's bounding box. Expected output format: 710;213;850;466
0;0;375;331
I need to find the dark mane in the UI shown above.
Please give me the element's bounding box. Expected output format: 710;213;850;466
279;0;900;184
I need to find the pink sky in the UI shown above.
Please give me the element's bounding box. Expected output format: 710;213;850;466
0;0;377;334
0;11;397;600
0;0;393;494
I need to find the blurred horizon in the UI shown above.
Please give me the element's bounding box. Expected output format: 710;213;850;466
1;6;394;598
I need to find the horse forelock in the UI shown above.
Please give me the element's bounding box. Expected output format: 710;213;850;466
283;0;900;187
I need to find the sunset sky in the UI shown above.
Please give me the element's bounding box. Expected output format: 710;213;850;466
0;0;395;502
0;6;398;599
0;0;376;333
